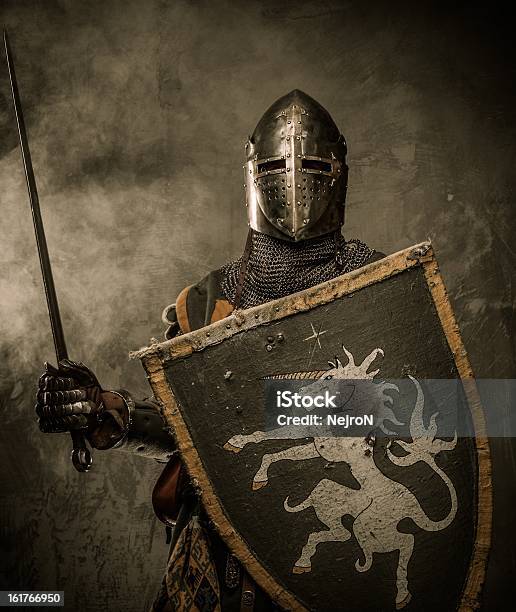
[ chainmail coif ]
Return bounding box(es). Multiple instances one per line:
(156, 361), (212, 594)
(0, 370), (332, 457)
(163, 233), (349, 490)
(221, 230), (376, 309)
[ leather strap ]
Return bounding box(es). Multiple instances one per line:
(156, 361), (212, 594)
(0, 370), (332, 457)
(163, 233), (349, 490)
(240, 572), (255, 611)
(233, 228), (254, 310)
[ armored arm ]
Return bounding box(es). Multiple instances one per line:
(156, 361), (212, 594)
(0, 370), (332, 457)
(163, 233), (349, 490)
(36, 305), (180, 462)
(97, 392), (176, 462)
(36, 365), (176, 462)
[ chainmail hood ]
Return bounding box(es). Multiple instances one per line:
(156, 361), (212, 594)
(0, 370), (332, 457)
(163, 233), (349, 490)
(221, 230), (375, 309)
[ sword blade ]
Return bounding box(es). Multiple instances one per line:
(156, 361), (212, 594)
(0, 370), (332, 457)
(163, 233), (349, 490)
(4, 30), (92, 472)
(4, 30), (68, 362)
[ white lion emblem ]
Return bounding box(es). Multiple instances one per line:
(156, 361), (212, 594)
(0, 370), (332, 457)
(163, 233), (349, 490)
(224, 346), (457, 609)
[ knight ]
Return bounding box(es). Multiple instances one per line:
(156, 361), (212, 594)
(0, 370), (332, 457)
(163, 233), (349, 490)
(36, 90), (383, 611)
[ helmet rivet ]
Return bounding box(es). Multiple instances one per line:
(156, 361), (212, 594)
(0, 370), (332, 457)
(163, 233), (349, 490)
(297, 201), (301, 206)
(296, 136), (301, 140)
(303, 218), (310, 224)
(287, 184), (291, 188)
(287, 120), (291, 124)
(286, 137), (290, 141)
(277, 218), (284, 224)
(297, 184), (301, 188)
(286, 168), (290, 172)
(286, 153), (290, 158)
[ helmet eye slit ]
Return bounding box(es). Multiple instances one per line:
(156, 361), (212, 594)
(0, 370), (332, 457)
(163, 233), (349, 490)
(257, 159), (286, 174)
(302, 159), (332, 173)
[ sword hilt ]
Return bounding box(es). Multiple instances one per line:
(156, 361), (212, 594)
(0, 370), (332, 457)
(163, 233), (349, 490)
(55, 354), (92, 473)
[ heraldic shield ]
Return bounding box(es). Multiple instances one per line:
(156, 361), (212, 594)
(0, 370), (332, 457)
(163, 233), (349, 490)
(136, 242), (491, 612)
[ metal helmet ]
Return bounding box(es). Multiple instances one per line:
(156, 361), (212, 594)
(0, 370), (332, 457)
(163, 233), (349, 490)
(245, 90), (348, 242)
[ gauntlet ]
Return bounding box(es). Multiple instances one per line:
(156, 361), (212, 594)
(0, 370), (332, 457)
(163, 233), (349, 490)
(36, 359), (128, 449)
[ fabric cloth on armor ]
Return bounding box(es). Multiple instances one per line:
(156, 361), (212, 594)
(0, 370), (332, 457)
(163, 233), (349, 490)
(151, 515), (221, 612)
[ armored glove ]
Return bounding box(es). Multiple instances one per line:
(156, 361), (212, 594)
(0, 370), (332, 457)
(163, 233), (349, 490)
(36, 360), (128, 449)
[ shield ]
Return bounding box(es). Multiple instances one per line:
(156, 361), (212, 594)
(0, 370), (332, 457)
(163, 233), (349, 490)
(136, 242), (491, 612)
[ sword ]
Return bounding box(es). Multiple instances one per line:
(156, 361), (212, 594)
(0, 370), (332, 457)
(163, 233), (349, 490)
(4, 30), (92, 472)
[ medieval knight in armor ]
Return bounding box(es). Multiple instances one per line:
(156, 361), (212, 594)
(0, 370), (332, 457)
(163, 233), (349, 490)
(36, 90), (383, 611)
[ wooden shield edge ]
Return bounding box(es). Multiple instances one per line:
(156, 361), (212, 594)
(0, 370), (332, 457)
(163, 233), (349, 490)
(421, 255), (492, 611)
(135, 241), (492, 612)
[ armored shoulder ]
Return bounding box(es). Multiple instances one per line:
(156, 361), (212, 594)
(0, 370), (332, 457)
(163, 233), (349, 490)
(162, 269), (234, 337)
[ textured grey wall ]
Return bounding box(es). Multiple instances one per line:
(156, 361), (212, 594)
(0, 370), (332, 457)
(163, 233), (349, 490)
(0, 1), (515, 610)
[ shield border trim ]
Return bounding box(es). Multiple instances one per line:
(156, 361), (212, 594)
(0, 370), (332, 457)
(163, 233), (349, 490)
(136, 241), (492, 612)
